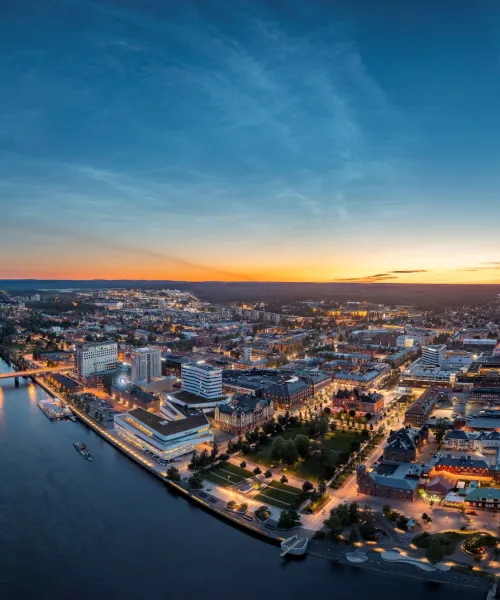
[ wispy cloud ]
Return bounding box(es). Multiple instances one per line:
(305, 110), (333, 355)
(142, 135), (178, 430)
(335, 269), (429, 283)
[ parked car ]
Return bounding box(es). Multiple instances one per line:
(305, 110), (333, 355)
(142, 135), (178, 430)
(466, 510), (477, 516)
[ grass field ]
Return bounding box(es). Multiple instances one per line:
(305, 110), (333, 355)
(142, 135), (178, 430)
(253, 493), (291, 509)
(252, 481), (302, 509)
(269, 480), (301, 494)
(324, 431), (360, 452)
(202, 471), (233, 487)
(222, 463), (253, 479)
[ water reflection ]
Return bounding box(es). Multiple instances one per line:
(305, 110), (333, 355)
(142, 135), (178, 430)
(28, 382), (37, 404)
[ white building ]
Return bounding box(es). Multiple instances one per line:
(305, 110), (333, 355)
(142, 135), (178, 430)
(422, 344), (446, 368)
(181, 362), (222, 400)
(76, 341), (118, 377)
(131, 347), (162, 384)
(114, 402), (213, 459)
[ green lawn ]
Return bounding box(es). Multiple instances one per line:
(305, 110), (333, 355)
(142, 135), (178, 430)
(279, 426), (310, 440)
(324, 431), (360, 452)
(202, 471), (233, 487)
(253, 493), (291, 509)
(269, 480), (302, 494)
(260, 486), (300, 504)
(222, 463), (253, 479)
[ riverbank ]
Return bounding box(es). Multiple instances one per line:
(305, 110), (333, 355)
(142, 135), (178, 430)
(8, 370), (495, 591)
(35, 376), (286, 545)
(308, 540), (492, 591)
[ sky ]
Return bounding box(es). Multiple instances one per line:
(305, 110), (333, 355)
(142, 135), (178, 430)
(1, 0), (500, 283)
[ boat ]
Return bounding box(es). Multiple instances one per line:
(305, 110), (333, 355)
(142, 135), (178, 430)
(73, 442), (93, 461)
(280, 535), (309, 557)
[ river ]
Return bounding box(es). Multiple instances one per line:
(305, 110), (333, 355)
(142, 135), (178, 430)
(0, 359), (484, 599)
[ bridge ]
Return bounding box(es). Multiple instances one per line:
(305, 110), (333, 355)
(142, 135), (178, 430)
(0, 366), (72, 381)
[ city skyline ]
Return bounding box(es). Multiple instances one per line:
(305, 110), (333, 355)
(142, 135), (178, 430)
(2, 0), (500, 283)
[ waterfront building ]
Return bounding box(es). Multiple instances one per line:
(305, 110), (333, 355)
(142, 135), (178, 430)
(111, 383), (161, 412)
(114, 403), (213, 459)
(181, 362), (222, 399)
(209, 394), (274, 435)
(75, 341), (118, 377)
(465, 487), (500, 510)
(131, 347), (161, 384)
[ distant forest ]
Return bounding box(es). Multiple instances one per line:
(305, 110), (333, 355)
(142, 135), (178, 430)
(2, 280), (500, 309)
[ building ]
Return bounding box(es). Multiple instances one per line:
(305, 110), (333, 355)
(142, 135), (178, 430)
(334, 388), (384, 414)
(383, 426), (429, 463)
(356, 463), (422, 502)
(434, 454), (491, 478)
(75, 341), (118, 377)
(465, 487), (500, 510)
(421, 344), (446, 368)
(181, 362), (223, 400)
(210, 394), (274, 435)
(404, 387), (444, 427)
(44, 372), (83, 396)
(114, 403), (213, 459)
(111, 383), (161, 412)
(131, 347), (161, 384)
(162, 353), (191, 376)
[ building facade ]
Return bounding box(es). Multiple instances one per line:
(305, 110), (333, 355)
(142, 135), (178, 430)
(75, 341), (118, 377)
(131, 347), (161, 384)
(210, 394), (274, 434)
(181, 362), (223, 400)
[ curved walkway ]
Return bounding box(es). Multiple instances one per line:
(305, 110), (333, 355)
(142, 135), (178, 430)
(381, 551), (446, 572)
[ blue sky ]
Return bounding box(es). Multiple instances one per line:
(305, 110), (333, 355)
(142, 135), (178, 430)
(1, 0), (500, 281)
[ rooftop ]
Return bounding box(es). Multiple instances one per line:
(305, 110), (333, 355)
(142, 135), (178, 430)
(127, 407), (208, 436)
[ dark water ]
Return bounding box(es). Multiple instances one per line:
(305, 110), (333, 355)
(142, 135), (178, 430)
(0, 360), (483, 600)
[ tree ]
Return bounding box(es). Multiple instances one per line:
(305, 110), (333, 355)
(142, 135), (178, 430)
(325, 515), (343, 541)
(271, 436), (286, 461)
(240, 460), (247, 469)
(210, 440), (219, 462)
(283, 439), (299, 465)
(280, 475), (288, 484)
(434, 417), (448, 448)
(166, 465), (181, 481)
(348, 526), (359, 546)
(240, 502), (248, 513)
(227, 500), (236, 509)
(278, 508), (301, 530)
(349, 409), (356, 419)
(188, 473), (203, 490)
(317, 479), (327, 498)
(253, 466), (262, 475)
(426, 538), (445, 564)
(349, 501), (359, 524)
(365, 413), (372, 421)
(264, 469), (272, 478)
(302, 480), (314, 492)
(294, 434), (310, 459)
(382, 504), (391, 516)
(396, 515), (409, 531)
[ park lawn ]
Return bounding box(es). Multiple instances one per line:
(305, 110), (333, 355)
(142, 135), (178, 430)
(279, 426), (310, 440)
(202, 471), (232, 487)
(253, 493), (291, 509)
(222, 463), (253, 479)
(249, 448), (338, 482)
(269, 480), (302, 494)
(260, 486), (299, 504)
(324, 431), (360, 452)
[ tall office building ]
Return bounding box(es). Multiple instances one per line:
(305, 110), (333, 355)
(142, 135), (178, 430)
(76, 341), (118, 377)
(131, 347), (162, 384)
(421, 344), (446, 368)
(181, 362), (222, 399)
